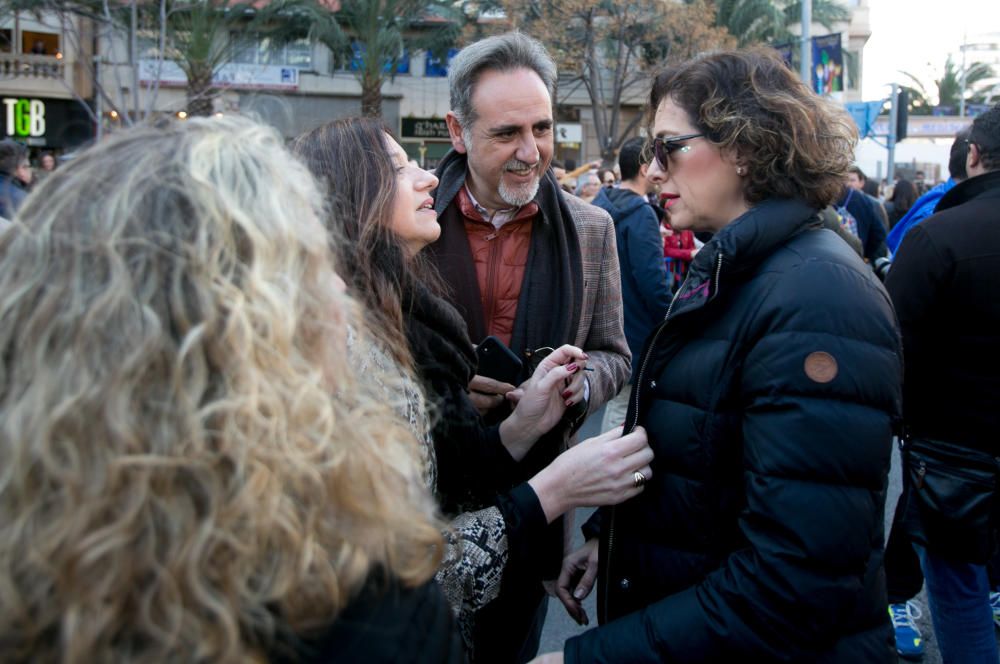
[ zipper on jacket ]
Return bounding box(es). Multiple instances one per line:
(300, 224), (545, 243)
(482, 214), (502, 329)
(712, 252), (723, 299)
(600, 252), (724, 624)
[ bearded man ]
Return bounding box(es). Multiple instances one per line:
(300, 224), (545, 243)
(426, 31), (630, 663)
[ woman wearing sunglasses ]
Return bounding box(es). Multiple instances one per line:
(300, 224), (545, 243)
(541, 48), (902, 663)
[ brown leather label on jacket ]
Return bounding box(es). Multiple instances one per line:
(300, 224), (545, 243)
(804, 351), (838, 383)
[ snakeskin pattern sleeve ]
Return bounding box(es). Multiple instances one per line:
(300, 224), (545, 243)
(347, 329), (509, 653)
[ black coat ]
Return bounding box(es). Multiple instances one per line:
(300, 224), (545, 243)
(274, 575), (466, 663)
(885, 168), (1000, 453)
(402, 283), (550, 575)
(567, 199), (902, 663)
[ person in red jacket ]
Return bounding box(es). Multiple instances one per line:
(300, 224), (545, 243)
(660, 207), (698, 287)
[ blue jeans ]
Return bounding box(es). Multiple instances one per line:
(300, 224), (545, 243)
(916, 544), (1000, 664)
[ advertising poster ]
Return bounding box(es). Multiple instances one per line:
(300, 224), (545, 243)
(811, 33), (844, 96)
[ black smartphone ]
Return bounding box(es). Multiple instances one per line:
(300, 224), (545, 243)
(475, 336), (523, 385)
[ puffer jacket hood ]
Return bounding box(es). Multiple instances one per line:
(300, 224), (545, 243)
(592, 186), (647, 224)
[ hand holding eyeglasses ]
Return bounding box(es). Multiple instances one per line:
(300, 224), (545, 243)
(498, 344), (588, 460)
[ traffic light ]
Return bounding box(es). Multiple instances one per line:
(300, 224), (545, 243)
(896, 88), (909, 142)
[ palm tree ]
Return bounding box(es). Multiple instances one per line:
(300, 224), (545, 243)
(310, 0), (462, 117)
(5, 0), (314, 118)
(899, 56), (995, 115)
(155, 0), (317, 117)
(712, 0), (849, 47)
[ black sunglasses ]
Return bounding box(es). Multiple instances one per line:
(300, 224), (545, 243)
(651, 133), (705, 169)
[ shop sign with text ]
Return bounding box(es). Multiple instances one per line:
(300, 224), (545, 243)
(401, 117), (450, 139)
(3, 98), (46, 138)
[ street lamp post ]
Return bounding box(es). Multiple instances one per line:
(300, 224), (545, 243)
(961, 37), (968, 117)
(800, 0), (812, 87)
(888, 83), (898, 184)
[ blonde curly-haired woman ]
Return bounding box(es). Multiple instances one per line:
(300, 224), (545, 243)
(0, 117), (463, 663)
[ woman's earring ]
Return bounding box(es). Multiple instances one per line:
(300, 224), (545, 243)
(736, 166), (746, 176)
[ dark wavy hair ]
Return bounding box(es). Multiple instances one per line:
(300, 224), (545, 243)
(648, 47), (857, 209)
(292, 118), (442, 369)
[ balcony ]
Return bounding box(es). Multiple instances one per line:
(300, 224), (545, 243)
(0, 53), (65, 79)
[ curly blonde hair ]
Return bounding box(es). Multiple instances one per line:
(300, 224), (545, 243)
(0, 116), (444, 662)
(649, 47), (858, 209)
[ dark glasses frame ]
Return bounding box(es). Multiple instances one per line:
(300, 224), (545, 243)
(651, 133), (705, 169)
(524, 346), (555, 373)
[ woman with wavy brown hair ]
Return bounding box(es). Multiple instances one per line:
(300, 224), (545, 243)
(0, 116), (463, 663)
(292, 117), (653, 658)
(543, 48), (903, 663)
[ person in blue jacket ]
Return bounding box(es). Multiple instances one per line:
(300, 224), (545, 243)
(536, 47), (902, 664)
(0, 139), (29, 220)
(590, 136), (672, 432)
(886, 127), (970, 256)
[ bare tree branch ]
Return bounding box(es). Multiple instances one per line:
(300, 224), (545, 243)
(499, 0), (734, 163)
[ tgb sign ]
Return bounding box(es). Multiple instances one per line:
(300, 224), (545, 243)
(3, 98), (46, 138)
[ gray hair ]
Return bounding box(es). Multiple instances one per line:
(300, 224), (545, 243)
(448, 31), (557, 128)
(0, 139), (27, 176)
(574, 171), (600, 197)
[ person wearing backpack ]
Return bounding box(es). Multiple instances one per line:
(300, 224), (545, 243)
(834, 181), (888, 263)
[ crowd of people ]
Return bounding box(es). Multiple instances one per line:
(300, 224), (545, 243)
(0, 142), (58, 223)
(0, 29), (997, 664)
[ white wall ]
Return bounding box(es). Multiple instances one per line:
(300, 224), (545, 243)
(855, 136), (958, 184)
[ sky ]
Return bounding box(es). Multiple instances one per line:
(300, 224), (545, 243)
(861, 0), (1000, 103)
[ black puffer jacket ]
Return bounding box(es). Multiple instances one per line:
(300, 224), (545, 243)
(567, 199), (902, 663)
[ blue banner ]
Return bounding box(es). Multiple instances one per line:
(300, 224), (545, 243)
(811, 33), (844, 96)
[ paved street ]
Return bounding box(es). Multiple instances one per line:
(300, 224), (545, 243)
(535, 406), (999, 662)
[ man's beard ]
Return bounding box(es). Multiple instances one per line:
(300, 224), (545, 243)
(498, 157), (540, 207)
(464, 128), (541, 208)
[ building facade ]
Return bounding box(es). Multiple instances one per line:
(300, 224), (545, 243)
(0, 11), (96, 159)
(2, 1), (871, 169)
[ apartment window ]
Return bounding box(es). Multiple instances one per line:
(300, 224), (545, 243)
(231, 32), (312, 68)
(0, 29), (12, 53)
(343, 42), (410, 74)
(22, 31), (59, 56)
(425, 48), (458, 77)
(845, 50), (860, 91)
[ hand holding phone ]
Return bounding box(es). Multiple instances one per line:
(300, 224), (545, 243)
(475, 336), (523, 386)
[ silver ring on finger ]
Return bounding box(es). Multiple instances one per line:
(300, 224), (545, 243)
(632, 470), (647, 488)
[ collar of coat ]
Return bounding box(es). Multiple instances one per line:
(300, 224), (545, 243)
(670, 198), (820, 318)
(936, 169), (1000, 213)
(429, 149), (583, 362)
(433, 148), (561, 225)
